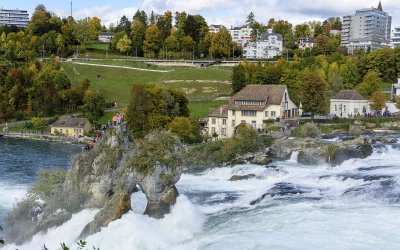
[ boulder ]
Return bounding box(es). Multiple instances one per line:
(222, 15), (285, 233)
(297, 148), (327, 165)
(229, 174), (256, 181)
(332, 144), (373, 165)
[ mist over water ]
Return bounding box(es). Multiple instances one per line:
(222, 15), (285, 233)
(3, 139), (400, 249)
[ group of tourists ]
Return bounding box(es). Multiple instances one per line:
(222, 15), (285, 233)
(109, 112), (125, 126)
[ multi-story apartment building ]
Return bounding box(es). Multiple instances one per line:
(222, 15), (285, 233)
(209, 24), (225, 33)
(391, 26), (400, 47)
(243, 31), (283, 59)
(341, 1), (392, 54)
(228, 25), (252, 47)
(207, 85), (297, 139)
(0, 9), (29, 28)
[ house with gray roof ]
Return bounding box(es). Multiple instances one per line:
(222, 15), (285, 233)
(207, 85), (297, 139)
(51, 116), (92, 137)
(330, 90), (370, 117)
(243, 31), (283, 59)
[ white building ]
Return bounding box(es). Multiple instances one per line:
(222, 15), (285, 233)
(207, 84), (298, 139)
(98, 32), (115, 43)
(341, 1), (392, 54)
(209, 24), (225, 33)
(330, 90), (369, 117)
(299, 36), (315, 50)
(243, 32), (283, 59)
(0, 9), (29, 28)
(391, 78), (400, 100)
(391, 26), (400, 47)
(228, 26), (252, 47)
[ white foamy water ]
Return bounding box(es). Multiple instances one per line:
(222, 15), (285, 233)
(4, 144), (400, 250)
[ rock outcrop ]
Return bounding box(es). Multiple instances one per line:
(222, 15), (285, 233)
(6, 127), (184, 244)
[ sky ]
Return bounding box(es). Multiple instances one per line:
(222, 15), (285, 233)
(2, 0), (400, 29)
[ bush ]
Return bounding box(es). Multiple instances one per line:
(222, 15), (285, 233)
(28, 168), (67, 201)
(291, 122), (320, 138)
(14, 111), (24, 121)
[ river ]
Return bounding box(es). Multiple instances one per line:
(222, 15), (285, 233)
(2, 139), (400, 249)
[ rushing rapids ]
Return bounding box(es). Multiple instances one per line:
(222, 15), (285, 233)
(2, 138), (400, 249)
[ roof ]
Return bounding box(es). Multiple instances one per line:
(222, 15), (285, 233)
(210, 24), (224, 28)
(208, 105), (228, 118)
(229, 85), (286, 105)
(331, 90), (367, 101)
(99, 32), (115, 36)
(259, 31), (283, 42)
(300, 36), (315, 42)
(51, 116), (91, 128)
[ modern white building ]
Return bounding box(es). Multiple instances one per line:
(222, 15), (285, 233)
(391, 26), (400, 47)
(341, 1), (392, 54)
(330, 90), (370, 117)
(209, 24), (225, 33)
(228, 25), (252, 47)
(243, 31), (283, 59)
(98, 32), (114, 43)
(299, 36), (315, 50)
(0, 9), (29, 28)
(207, 84), (298, 139)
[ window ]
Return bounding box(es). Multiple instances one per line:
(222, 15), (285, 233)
(66, 129), (68, 133)
(232, 120), (236, 127)
(265, 111), (269, 117)
(211, 127), (216, 134)
(335, 105), (337, 111)
(271, 111), (276, 117)
(221, 128), (227, 136)
(344, 105), (347, 112)
(60, 129), (63, 133)
(232, 110), (236, 116)
(354, 108), (359, 114)
(211, 118), (216, 124)
(241, 110), (257, 117)
(251, 121), (256, 128)
(241, 120), (246, 124)
(222, 119), (227, 125)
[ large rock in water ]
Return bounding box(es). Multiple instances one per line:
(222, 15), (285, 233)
(5, 127), (184, 244)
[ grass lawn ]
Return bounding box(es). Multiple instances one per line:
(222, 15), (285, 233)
(62, 61), (233, 112)
(189, 101), (228, 118)
(97, 112), (115, 125)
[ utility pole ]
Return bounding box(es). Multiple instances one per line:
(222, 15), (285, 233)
(192, 46), (195, 63)
(70, 1), (72, 18)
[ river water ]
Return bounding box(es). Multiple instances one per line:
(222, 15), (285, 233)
(2, 139), (400, 249)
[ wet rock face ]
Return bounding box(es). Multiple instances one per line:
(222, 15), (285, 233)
(144, 186), (179, 219)
(332, 144), (373, 165)
(229, 174), (256, 181)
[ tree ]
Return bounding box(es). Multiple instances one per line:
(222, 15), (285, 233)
(89, 17), (102, 40)
(116, 15), (131, 34)
(130, 20), (146, 57)
(116, 35), (132, 54)
(82, 89), (106, 123)
(232, 63), (247, 93)
(301, 71), (327, 121)
(164, 35), (179, 52)
(180, 35), (195, 51)
(357, 70), (382, 97)
(127, 84), (154, 138)
(168, 116), (202, 143)
(143, 24), (161, 58)
(73, 18), (92, 46)
(370, 91), (386, 111)
(31, 117), (46, 132)
(209, 28), (233, 58)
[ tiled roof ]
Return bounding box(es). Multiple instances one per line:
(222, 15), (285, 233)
(229, 85), (286, 105)
(51, 116), (90, 128)
(331, 90), (367, 101)
(208, 105), (228, 118)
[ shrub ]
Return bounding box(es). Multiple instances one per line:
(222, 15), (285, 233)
(28, 168), (67, 201)
(291, 122), (320, 138)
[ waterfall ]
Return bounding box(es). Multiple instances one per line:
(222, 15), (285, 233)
(288, 151), (299, 162)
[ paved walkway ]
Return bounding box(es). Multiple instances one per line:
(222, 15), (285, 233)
(72, 62), (175, 73)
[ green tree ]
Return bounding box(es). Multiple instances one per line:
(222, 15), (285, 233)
(82, 89), (106, 123)
(164, 35), (179, 52)
(301, 71), (327, 121)
(31, 117), (46, 132)
(130, 19), (146, 57)
(340, 58), (359, 89)
(357, 70), (382, 97)
(143, 24), (161, 58)
(209, 28), (232, 58)
(116, 15), (131, 34)
(232, 63), (247, 93)
(127, 84), (154, 138)
(116, 34), (132, 54)
(168, 116), (202, 143)
(180, 35), (195, 52)
(369, 91), (386, 111)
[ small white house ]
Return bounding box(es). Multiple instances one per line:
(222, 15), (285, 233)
(299, 36), (315, 50)
(243, 32), (283, 59)
(98, 32), (115, 43)
(330, 90), (369, 117)
(208, 84), (298, 139)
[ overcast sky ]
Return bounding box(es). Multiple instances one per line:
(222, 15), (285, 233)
(3, 0), (400, 28)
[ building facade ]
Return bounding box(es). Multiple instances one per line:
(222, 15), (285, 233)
(51, 116), (92, 137)
(207, 85), (297, 139)
(341, 1), (392, 54)
(243, 32), (283, 59)
(0, 9), (29, 28)
(209, 24), (225, 33)
(98, 32), (115, 43)
(299, 36), (315, 50)
(391, 26), (400, 47)
(228, 26), (252, 47)
(330, 90), (370, 117)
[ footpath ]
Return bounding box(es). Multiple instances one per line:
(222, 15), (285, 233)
(72, 62), (175, 73)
